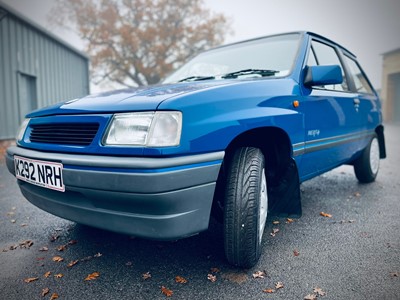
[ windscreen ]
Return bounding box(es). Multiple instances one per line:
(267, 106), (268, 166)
(163, 33), (301, 83)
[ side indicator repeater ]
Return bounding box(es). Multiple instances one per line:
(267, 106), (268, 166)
(293, 100), (300, 108)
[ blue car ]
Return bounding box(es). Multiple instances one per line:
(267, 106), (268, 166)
(6, 32), (386, 267)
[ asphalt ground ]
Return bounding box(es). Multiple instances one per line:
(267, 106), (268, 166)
(0, 124), (399, 300)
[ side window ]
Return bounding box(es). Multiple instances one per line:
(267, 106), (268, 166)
(308, 41), (348, 91)
(343, 56), (374, 94)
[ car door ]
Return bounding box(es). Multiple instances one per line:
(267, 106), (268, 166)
(297, 39), (361, 181)
(341, 54), (380, 151)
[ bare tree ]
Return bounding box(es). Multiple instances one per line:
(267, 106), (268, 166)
(50, 0), (231, 87)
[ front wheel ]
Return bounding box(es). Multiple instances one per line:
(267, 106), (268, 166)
(354, 134), (380, 183)
(223, 147), (268, 268)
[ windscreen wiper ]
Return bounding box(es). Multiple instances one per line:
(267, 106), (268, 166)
(178, 76), (215, 82)
(221, 69), (279, 79)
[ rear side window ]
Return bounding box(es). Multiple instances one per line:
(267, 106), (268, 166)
(343, 56), (374, 94)
(307, 41), (349, 91)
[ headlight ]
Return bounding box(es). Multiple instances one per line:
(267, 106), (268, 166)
(103, 111), (182, 147)
(16, 118), (30, 142)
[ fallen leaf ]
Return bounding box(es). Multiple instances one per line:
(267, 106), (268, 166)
(85, 272), (100, 281)
(94, 252), (102, 258)
(37, 257), (45, 261)
(354, 192), (361, 197)
(275, 282), (284, 289)
(293, 249), (300, 256)
(270, 228), (280, 237)
(175, 276), (187, 284)
(24, 277), (39, 283)
(56, 245), (67, 252)
(54, 274), (63, 279)
(50, 293), (59, 300)
(50, 235), (59, 242)
(39, 246), (48, 252)
(68, 240), (78, 245)
(7, 211), (15, 216)
(210, 267), (220, 273)
(304, 294), (317, 300)
(313, 287), (326, 296)
(142, 272), (151, 280)
(44, 272), (51, 278)
(11, 219), (16, 223)
(41, 287), (50, 297)
(9, 244), (18, 250)
(52, 256), (64, 262)
(263, 288), (275, 293)
(67, 260), (79, 268)
(161, 286), (173, 297)
(20, 223), (28, 227)
(252, 271), (266, 279)
(320, 212), (332, 218)
(19, 240), (33, 248)
(272, 220), (280, 225)
(207, 274), (217, 282)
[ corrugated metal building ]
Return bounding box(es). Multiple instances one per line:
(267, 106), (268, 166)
(0, 1), (89, 140)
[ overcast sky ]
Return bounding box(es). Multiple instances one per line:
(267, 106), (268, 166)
(2, 0), (400, 90)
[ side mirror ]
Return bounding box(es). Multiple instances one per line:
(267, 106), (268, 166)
(304, 65), (343, 87)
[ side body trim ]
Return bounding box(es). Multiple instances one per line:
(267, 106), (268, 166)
(292, 130), (375, 157)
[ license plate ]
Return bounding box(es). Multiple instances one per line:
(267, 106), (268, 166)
(14, 156), (65, 192)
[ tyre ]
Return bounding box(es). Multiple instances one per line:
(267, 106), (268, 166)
(223, 147), (268, 268)
(354, 134), (380, 183)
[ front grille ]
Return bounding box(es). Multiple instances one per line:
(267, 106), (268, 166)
(29, 123), (99, 146)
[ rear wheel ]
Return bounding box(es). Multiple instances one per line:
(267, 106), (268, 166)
(223, 147), (267, 268)
(354, 134), (380, 183)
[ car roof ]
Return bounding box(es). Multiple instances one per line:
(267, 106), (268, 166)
(305, 31), (356, 58)
(207, 31), (356, 59)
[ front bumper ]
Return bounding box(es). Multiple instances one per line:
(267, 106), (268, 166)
(6, 146), (224, 240)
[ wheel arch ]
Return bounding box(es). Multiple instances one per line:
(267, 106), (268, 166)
(212, 126), (302, 220)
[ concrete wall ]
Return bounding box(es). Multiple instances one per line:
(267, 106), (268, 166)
(381, 49), (400, 122)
